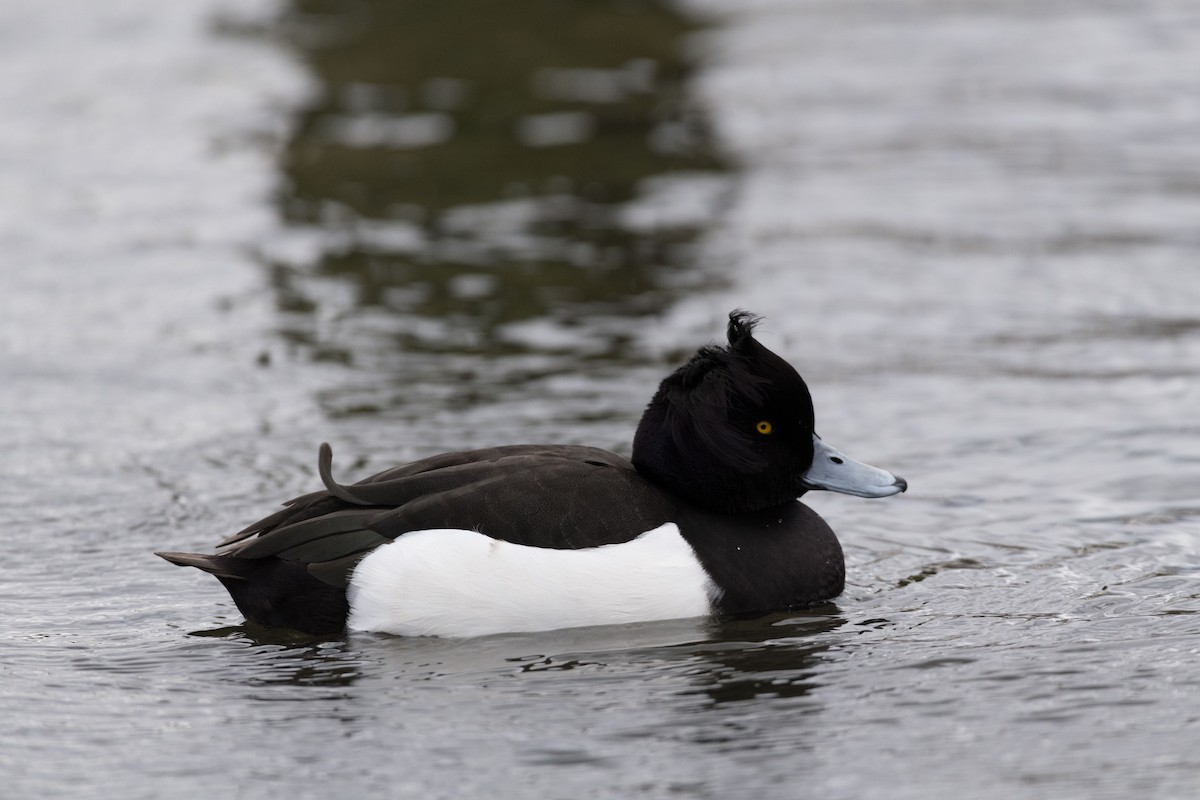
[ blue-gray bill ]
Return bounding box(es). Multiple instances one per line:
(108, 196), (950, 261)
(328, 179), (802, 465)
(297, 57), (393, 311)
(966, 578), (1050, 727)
(801, 435), (907, 498)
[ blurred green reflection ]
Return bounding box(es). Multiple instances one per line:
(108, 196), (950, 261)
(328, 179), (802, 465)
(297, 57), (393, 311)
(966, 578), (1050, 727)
(268, 0), (727, 365)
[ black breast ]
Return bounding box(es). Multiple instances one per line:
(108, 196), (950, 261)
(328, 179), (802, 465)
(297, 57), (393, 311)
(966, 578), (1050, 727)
(676, 501), (845, 613)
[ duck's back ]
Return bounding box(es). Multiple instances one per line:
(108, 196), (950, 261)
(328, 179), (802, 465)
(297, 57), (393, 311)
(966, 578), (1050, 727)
(234, 444), (680, 560)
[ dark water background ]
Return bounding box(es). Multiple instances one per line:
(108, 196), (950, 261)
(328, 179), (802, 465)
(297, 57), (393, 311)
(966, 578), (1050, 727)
(3, 0), (1199, 797)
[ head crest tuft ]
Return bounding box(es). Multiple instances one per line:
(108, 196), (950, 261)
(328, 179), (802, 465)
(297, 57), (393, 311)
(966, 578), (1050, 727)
(727, 310), (764, 350)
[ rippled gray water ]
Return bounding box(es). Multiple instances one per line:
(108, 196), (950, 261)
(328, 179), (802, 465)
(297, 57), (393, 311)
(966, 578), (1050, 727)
(3, 0), (1199, 797)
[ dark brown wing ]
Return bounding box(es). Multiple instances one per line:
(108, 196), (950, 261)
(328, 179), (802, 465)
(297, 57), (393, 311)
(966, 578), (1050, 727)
(206, 444), (678, 588)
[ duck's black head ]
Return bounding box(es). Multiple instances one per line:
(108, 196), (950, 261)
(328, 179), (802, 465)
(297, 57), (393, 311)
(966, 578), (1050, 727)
(632, 310), (906, 513)
(632, 311), (815, 512)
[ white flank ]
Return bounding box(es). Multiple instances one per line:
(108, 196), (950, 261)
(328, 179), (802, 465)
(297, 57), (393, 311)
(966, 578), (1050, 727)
(346, 523), (716, 637)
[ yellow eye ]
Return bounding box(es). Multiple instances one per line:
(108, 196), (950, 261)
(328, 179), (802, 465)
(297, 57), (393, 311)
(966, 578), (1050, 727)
(756, 420), (773, 435)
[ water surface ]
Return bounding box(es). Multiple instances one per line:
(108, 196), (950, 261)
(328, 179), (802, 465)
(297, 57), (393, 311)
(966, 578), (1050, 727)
(2, 1), (1199, 798)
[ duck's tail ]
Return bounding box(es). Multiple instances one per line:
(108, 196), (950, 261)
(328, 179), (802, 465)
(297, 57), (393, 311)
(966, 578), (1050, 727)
(155, 551), (248, 581)
(155, 550), (350, 634)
